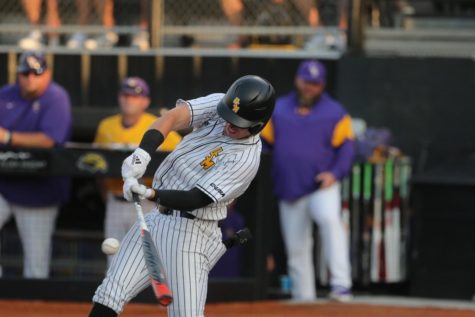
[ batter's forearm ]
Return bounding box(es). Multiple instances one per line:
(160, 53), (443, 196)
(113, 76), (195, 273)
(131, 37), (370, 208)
(10, 131), (55, 148)
(138, 104), (190, 155)
(148, 103), (190, 138)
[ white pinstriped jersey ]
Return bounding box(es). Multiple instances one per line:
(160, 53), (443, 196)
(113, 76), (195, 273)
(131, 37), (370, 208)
(152, 93), (262, 220)
(93, 93), (263, 317)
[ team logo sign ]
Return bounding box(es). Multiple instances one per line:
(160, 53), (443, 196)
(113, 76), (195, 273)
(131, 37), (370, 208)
(77, 152), (108, 173)
(200, 147), (223, 170)
(232, 97), (240, 113)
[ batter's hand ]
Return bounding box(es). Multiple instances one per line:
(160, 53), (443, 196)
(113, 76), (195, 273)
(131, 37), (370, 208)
(122, 148), (151, 179)
(315, 171), (337, 189)
(123, 177), (155, 201)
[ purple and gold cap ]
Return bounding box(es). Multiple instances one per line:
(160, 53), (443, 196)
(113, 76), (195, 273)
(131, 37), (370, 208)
(296, 60), (326, 84)
(17, 51), (48, 75)
(120, 77), (150, 97)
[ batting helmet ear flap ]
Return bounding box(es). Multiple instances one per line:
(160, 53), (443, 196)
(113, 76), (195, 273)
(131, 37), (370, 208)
(248, 122), (264, 135)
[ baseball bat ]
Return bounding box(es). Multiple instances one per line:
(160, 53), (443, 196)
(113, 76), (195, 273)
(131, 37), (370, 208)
(399, 158), (411, 280)
(370, 163), (384, 282)
(350, 164), (361, 281)
(361, 162), (373, 285)
(132, 193), (173, 307)
(387, 159), (401, 282)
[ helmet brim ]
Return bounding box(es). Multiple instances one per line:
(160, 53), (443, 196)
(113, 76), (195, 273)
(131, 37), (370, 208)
(217, 99), (256, 128)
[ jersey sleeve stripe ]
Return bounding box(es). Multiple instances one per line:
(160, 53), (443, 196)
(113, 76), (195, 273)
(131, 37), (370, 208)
(195, 184), (218, 203)
(187, 101), (194, 128)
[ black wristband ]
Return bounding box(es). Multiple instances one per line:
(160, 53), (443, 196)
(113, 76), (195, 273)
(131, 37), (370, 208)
(139, 129), (164, 156)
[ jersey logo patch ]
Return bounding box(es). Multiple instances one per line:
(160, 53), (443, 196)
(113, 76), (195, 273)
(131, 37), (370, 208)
(200, 147), (223, 170)
(232, 97), (240, 113)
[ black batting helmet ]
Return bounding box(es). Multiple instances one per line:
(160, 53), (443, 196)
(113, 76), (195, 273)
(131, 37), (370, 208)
(217, 75), (275, 135)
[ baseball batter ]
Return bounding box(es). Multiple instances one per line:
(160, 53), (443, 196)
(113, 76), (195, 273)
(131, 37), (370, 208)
(89, 75), (275, 317)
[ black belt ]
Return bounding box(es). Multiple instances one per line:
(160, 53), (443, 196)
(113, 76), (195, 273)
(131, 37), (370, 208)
(159, 208), (196, 220)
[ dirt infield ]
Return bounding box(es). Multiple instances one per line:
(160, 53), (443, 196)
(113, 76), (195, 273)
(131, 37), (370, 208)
(0, 299), (475, 317)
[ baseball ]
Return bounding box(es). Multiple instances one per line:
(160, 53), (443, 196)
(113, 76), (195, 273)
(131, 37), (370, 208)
(101, 238), (120, 255)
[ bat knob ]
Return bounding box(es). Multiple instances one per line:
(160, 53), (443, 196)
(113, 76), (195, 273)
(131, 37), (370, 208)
(224, 228), (252, 249)
(235, 228), (252, 245)
(158, 295), (173, 307)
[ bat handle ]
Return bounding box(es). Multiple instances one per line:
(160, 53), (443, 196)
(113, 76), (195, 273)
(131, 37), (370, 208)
(132, 192), (140, 204)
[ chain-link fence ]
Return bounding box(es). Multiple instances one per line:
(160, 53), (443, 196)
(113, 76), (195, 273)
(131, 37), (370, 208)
(0, 0), (348, 51)
(0, 0), (145, 27)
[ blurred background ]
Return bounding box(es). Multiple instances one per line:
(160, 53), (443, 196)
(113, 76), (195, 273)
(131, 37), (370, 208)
(0, 0), (475, 305)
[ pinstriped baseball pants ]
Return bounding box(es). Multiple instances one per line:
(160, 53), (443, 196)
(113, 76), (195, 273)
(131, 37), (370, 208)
(93, 209), (227, 316)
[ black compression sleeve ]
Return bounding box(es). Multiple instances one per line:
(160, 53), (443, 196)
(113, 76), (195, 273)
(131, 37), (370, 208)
(154, 187), (213, 211)
(139, 129), (165, 156)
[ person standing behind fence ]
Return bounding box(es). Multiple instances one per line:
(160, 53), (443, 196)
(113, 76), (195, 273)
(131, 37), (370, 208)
(261, 60), (354, 301)
(93, 77), (181, 265)
(18, 0), (62, 49)
(220, 0), (319, 48)
(67, 0), (118, 50)
(0, 51), (72, 278)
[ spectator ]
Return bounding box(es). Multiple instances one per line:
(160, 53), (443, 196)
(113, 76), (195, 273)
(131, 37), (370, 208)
(18, 0), (62, 49)
(130, 0), (151, 50)
(221, 0), (319, 28)
(220, 0), (320, 48)
(93, 77), (181, 265)
(67, 0), (118, 49)
(304, 0), (349, 51)
(261, 60), (354, 301)
(0, 51), (72, 278)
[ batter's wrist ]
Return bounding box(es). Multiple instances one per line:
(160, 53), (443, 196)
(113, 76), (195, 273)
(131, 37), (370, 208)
(150, 188), (160, 203)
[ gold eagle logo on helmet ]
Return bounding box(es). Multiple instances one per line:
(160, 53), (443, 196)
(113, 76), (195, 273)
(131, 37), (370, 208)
(232, 97), (240, 113)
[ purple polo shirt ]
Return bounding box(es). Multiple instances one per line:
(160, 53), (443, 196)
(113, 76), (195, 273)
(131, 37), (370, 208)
(0, 82), (72, 207)
(267, 91), (354, 201)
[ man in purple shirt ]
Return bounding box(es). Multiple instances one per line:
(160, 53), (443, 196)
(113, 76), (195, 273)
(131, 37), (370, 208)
(0, 51), (72, 278)
(261, 60), (354, 301)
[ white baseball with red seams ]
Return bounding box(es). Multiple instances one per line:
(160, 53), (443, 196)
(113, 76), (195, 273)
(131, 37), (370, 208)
(101, 238), (120, 255)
